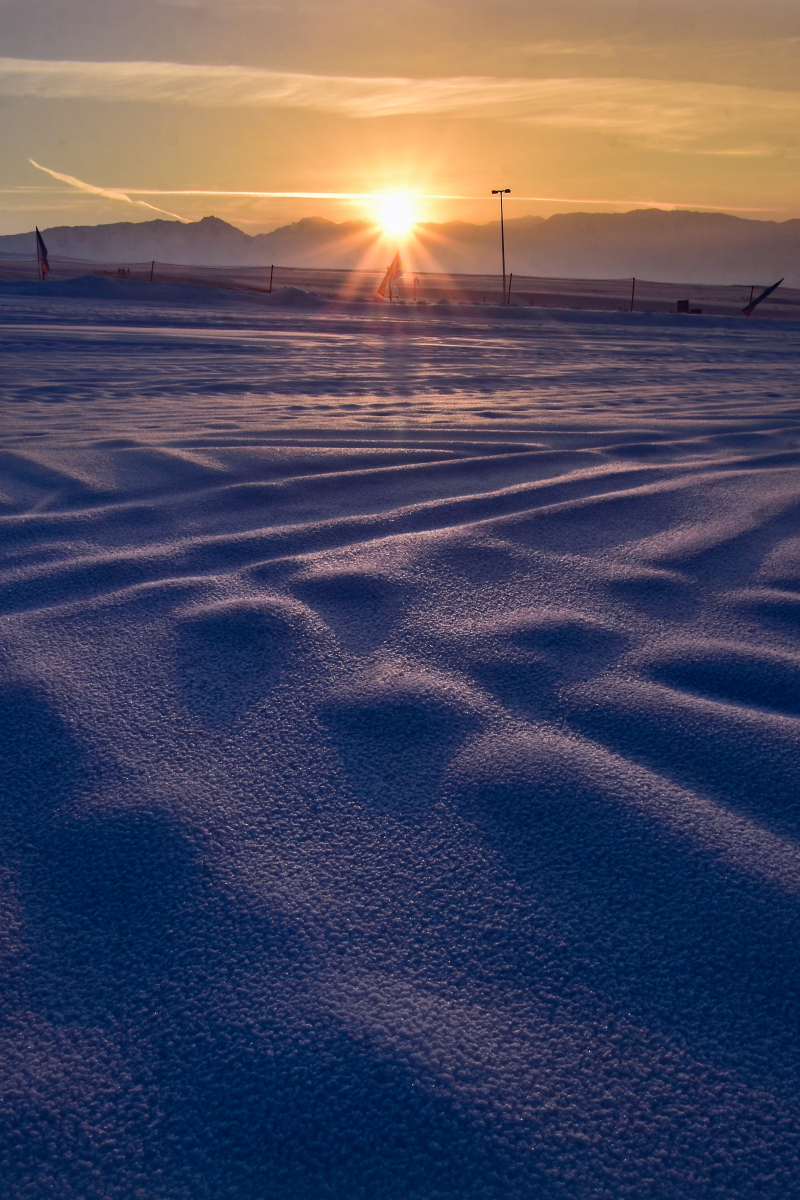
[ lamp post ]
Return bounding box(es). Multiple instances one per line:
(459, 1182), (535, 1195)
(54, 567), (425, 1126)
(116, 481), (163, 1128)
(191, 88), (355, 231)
(492, 188), (510, 304)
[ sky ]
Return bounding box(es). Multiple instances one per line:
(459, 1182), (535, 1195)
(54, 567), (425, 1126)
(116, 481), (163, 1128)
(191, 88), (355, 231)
(0, 0), (799, 235)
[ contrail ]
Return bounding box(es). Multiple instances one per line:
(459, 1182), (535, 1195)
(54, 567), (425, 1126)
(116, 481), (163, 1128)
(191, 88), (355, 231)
(25, 164), (770, 217)
(118, 188), (769, 212)
(29, 159), (191, 221)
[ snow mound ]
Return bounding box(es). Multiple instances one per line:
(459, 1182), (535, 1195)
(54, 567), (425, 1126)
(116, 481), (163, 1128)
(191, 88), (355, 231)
(641, 639), (800, 716)
(262, 285), (325, 308)
(0, 275), (254, 306)
(319, 670), (483, 816)
(174, 596), (319, 726)
(290, 569), (415, 651)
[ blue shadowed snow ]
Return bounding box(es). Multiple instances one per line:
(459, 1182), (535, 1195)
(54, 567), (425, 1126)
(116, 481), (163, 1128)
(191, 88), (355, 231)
(1, 296), (800, 1198)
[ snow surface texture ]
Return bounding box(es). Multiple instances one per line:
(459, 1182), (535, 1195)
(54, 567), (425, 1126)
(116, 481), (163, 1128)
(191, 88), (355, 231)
(1, 289), (800, 1199)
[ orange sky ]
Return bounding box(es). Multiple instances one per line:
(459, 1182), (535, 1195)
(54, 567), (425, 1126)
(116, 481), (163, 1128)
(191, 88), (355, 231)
(0, 0), (799, 234)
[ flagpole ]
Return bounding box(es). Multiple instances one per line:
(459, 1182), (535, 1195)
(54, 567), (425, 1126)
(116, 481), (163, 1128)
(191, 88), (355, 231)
(35, 227), (50, 282)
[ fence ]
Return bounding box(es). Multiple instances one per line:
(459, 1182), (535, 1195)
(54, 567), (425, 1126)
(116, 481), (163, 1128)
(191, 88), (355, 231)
(0, 254), (797, 318)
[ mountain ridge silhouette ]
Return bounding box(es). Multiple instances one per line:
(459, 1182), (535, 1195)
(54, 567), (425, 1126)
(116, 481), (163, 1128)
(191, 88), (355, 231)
(2, 209), (797, 285)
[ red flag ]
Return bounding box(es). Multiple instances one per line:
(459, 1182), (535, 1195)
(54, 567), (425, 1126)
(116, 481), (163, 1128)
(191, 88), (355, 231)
(374, 251), (403, 300)
(35, 227), (50, 279)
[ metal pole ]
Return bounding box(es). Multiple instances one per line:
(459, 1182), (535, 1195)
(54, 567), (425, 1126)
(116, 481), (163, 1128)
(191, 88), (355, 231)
(150, 260), (154, 283)
(269, 264), (274, 293)
(507, 272), (513, 306)
(500, 192), (506, 303)
(630, 277), (636, 312)
(492, 189), (510, 304)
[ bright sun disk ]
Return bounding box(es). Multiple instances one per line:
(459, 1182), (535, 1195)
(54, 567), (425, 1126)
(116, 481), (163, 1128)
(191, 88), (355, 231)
(375, 193), (417, 238)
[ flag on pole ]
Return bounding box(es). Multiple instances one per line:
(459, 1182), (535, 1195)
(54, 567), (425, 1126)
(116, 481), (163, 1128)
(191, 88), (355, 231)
(35, 227), (50, 280)
(742, 278), (783, 317)
(374, 252), (403, 300)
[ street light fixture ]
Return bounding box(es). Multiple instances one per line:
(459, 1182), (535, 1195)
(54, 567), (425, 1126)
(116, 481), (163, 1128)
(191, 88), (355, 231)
(492, 188), (511, 304)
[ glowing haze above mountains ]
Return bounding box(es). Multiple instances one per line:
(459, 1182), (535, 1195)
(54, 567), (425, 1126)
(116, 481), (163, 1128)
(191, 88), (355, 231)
(1, 0), (799, 237)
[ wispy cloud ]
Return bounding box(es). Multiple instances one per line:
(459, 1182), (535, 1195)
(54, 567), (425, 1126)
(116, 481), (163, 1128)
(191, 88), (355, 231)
(519, 40), (625, 57)
(29, 159), (190, 220)
(519, 35), (800, 57)
(3, 57), (800, 149)
(25, 162), (774, 216)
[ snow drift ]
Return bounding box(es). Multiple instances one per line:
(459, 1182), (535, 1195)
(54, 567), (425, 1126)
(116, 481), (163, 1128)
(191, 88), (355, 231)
(0, 290), (799, 1198)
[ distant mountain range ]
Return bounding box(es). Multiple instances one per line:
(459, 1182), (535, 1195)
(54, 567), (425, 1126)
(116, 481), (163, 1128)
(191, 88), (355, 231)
(1, 209), (798, 286)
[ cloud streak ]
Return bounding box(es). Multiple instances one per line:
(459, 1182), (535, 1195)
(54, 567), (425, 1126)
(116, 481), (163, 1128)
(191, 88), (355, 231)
(24, 163), (774, 217)
(29, 159), (190, 220)
(3, 57), (800, 149)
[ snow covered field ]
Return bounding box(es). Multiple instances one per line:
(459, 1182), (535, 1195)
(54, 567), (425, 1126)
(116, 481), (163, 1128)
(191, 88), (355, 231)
(2, 283), (800, 1198)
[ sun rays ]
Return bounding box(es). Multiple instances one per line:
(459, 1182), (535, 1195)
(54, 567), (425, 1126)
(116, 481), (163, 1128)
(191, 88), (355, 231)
(373, 192), (418, 239)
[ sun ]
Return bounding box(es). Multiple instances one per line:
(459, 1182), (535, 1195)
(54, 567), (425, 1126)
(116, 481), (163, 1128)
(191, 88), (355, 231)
(375, 192), (418, 238)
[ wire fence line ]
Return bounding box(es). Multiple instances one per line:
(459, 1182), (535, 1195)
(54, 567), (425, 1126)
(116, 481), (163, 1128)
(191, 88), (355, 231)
(0, 254), (797, 317)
